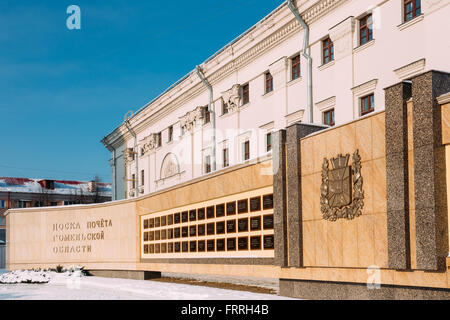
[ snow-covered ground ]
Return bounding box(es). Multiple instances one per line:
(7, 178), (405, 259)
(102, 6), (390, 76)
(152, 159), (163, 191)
(0, 270), (294, 300)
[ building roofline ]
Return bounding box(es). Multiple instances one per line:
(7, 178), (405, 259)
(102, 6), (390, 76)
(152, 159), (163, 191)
(101, 1), (290, 144)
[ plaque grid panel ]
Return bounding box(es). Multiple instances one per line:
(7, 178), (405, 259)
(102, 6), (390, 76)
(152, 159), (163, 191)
(140, 187), (274, 258)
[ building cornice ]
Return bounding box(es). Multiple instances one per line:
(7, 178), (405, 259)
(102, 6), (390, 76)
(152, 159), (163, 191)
(102, 0), (350, 147)
(394, 58), (426, 81)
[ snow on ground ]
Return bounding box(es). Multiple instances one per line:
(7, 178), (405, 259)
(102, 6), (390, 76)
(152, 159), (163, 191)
(0, 271), (294, 300)
(0, 266), (84, 284)
(0, 270), (50, 284)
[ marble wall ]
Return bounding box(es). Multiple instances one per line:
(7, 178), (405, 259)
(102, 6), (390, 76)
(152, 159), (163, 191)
(299, 112), (388, 268)
(5, 159), (273, 270)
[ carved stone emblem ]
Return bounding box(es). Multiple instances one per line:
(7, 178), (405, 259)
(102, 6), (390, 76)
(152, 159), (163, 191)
(140, 134), (157, 156)
(163, 159), (177, 178)
(320, 150), (364, 221)
(179, 106), (204, 133)
(160, 153), (180, 179)
(221, 84), (241, 113)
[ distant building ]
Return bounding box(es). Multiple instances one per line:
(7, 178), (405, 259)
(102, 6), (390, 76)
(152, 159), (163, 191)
(0, 177), (112, 242)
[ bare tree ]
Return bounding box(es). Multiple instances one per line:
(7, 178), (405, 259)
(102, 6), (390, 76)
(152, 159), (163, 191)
(38, 185), (51, 207)
(91, 175), (102, 203)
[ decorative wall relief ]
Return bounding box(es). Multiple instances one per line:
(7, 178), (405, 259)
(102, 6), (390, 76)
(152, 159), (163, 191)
(320, 150), (364, 221)
(179, 106), (204, 133)
(160, 153), (180, 180)
(140, 134), (157, 156)
(221, 84), (241, 113)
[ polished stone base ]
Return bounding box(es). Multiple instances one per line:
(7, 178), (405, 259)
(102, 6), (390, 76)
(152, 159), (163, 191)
(86, 269), (161, 280)
(280, 278), (450, 300)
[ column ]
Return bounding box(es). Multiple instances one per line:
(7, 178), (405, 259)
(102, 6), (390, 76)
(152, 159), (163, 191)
(384, 81), (412, 270)
(273, 129), (287, 267)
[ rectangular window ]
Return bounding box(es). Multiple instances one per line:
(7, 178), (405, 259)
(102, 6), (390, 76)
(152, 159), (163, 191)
(291, 55), (301, 80)
(205, 155), (211, 174)
(323, 108), (335, 126)
(0, 200), (4, 208)
(222, 99), (228, 115)
(404, 0), (421, 22)
(322, 37), (334, 64)
(141, 170), (144, 186)
(131, 173), (136, 189)
(242, 83), (249, 105)
(265, 72), (273, 94)
(266, 132), (272, 152)
(17, 200), (28, 208)
(359, 14), (373, 45)
(157, 132), (162, 147)
(243, 141), (250, 161)
(223, 148), (229, 168)
(360, 94), (375, 116)
(168, 126), (173, 142)
(204, 108), (210, 124)
(50, 202), (58, 206)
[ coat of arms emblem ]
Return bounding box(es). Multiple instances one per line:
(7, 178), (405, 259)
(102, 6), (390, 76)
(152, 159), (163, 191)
(320, 149), (364, 221)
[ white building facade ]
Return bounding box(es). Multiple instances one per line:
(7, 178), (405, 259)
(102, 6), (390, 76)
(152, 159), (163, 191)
(102, 0), (450, 200)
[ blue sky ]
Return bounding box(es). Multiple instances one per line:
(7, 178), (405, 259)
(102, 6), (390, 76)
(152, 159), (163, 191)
(0, 0), (284, 182)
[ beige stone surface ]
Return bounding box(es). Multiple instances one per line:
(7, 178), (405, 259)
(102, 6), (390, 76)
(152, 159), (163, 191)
(137, 262), (281, 279)
(407, 101), (418, 270)
(342, 219), (358, 267)
(6, 200), (139, 270)
(6, 160), (274, 270)
(5, 115), (449, 290)
(136, 160), (273, 216)
(300, 112), (389, 269)
(372, 157), (387, 213)
(302, 221), (315, 266)
(442, 103), (450, 145)
(301, 138), (314, 176)
(278, 266), (448, 289)
(446, 145), (450, 262)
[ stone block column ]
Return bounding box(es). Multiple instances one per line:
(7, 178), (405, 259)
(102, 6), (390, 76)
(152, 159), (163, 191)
(411, 71), (450, 271)
(273, 129), (287, 267)
(384, 81), (412, 270)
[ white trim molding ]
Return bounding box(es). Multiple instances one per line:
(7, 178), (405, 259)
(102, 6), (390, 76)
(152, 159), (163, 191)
(318, 60), (335, 71)
(285, 109), (305, 127)
(394, 58), (426, 80)
(316, 96), (336, 112)
(397, 14), (424, 31)
(353, 39), (375, 54)
(259, 121), (275, 131)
